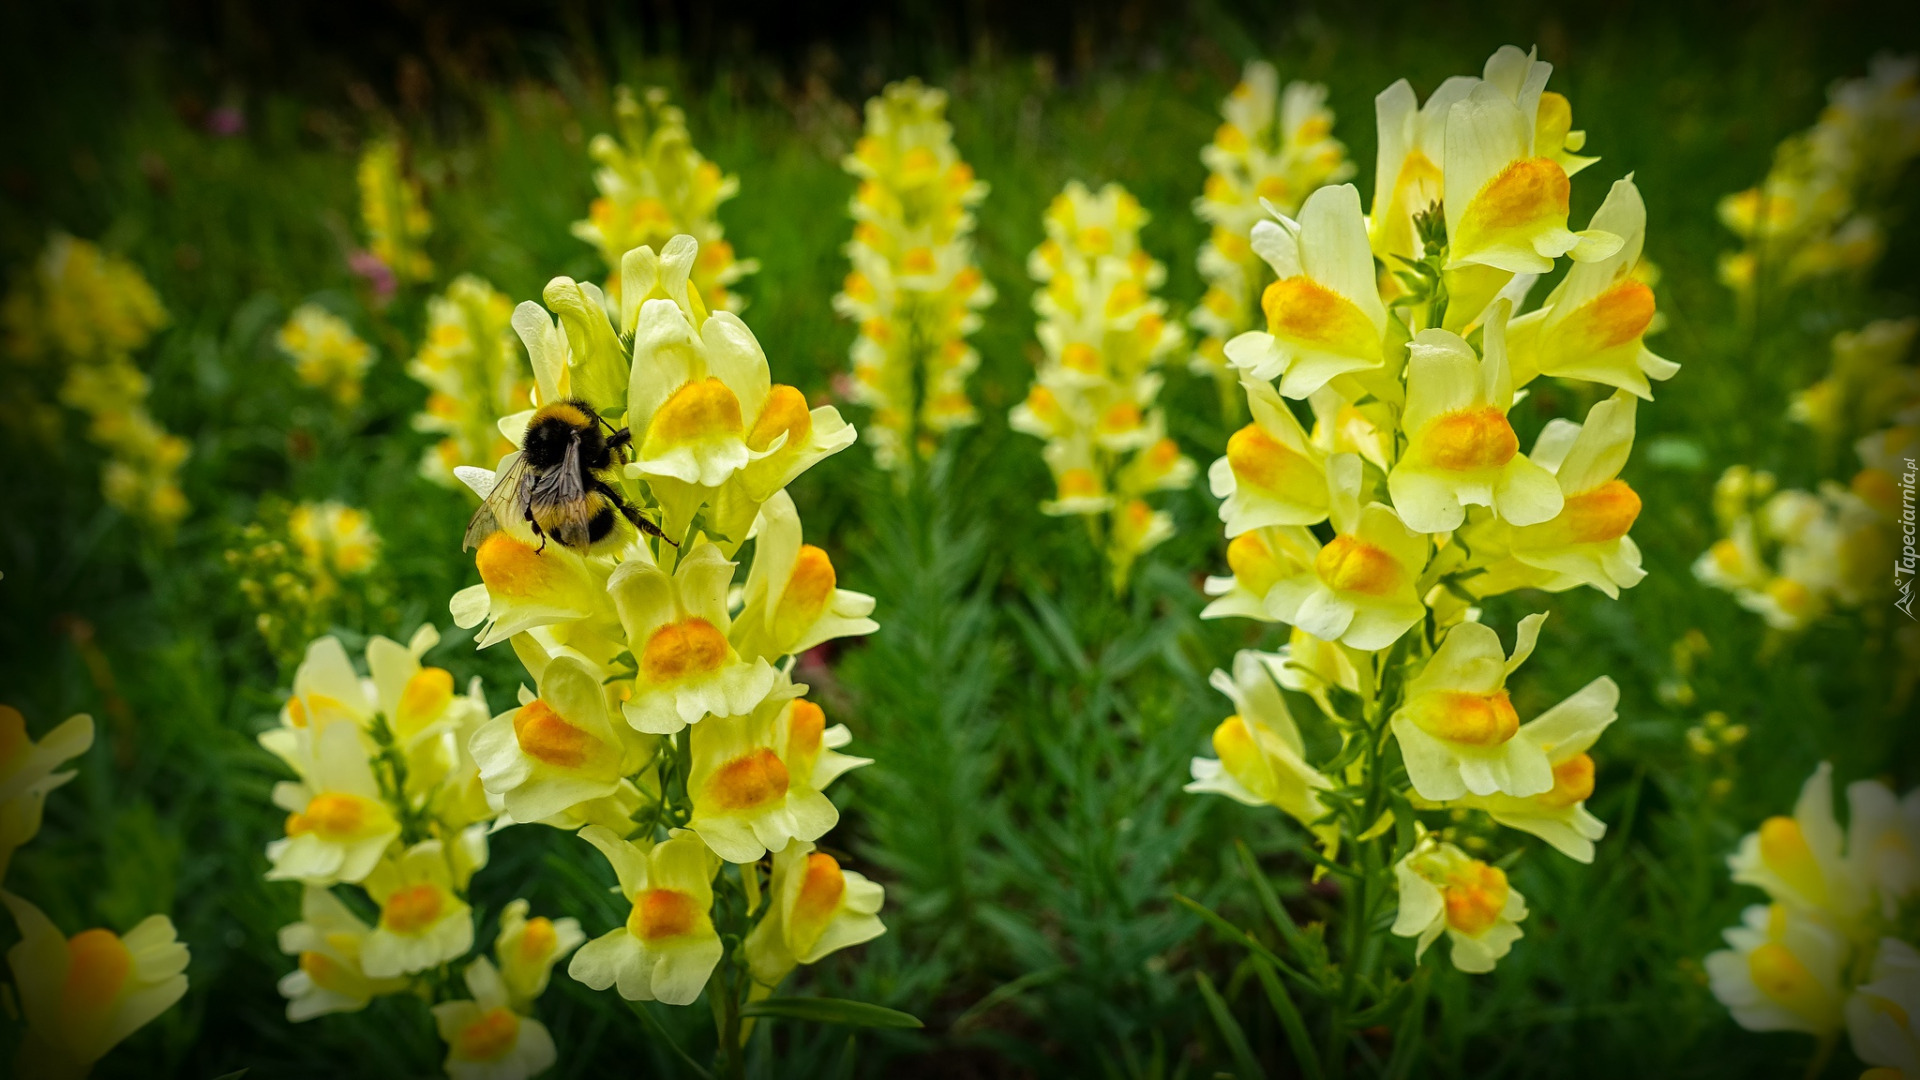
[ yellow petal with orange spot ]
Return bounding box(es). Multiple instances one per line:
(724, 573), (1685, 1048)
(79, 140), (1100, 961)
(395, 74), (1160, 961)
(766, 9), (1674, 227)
(1263, 277), (1382, 361)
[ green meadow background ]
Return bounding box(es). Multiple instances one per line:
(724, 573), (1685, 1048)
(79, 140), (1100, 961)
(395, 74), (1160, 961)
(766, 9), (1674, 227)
(1, 1), (1915, 1076)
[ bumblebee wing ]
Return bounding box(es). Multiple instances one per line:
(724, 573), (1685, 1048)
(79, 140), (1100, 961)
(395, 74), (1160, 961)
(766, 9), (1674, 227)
(526, 438), (594, 547)
(463, 455), (530, 551)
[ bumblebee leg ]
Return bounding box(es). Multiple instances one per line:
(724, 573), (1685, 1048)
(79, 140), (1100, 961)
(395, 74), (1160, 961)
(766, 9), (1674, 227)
(525, 506), (549, 553)
(596, 479), (677, 547)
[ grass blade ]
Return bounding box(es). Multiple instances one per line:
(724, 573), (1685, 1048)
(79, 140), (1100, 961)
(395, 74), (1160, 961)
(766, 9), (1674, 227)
(1195, 970), (1268, 1080)
(1251, 953), (1324, 1080)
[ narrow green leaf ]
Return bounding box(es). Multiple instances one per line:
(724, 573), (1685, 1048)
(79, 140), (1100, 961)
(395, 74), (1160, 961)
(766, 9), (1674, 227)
(1385, 968), (1432, 1080)
(1174, 894), (1314, 990)
(1250, 954), (1324, 1080)
(1195, 971), (1268, 1080)
(741, 997), (924, 1029)
(626, 1000), (715, 1080)
(951, 964), (1070, 1032)
(1235, 840), (1315, 964)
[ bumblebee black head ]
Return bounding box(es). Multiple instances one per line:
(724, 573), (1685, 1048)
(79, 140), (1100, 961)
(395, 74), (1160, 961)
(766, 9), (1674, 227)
(523, 400), (607, 470)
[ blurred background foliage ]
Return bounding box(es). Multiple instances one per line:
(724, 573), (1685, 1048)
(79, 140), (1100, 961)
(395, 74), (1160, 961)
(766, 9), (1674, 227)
(0, 0), (1915, 1076)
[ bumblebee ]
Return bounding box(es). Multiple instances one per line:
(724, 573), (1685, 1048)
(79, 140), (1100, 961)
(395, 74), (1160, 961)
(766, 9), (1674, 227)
(463, 400), (673, 553)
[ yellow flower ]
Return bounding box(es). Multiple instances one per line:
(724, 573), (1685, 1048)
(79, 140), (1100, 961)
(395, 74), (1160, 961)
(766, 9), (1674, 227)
(1507, 177), (1679, 398)
(493, 898), (585, 1011)
(1226, 184), (1388, 398)
(1848, 938), (1920, 1078)
(0, 707), (93, 880)
(278, 303), (375, 406)
(1446, 676), (1619, 862)
(1391, 834), (1528, 973)
(265, 720), (400, 886)
(1706, 902), (1848, 1035)
(610, 541), (777, 735)
(730, 491), (879, 662)
(409, 275), (529, 484)
(686, 676), (843, 863)
(1387, 305), (1564, 533)
(568, 829), (722, 1005)
(276, 886), (407, 1021)
(1211, 375), (1331, 534)
(1846, 779), (1920, 917)
(1728, 763), (1870, 928)
(358, 136), (433, 285)
(432, 957), (558, 1080)
(1184, 650), (1333, 844)
(1369, 73), (1476, 266)
(360, 839), (480, 978)
(1390, 614), (1553, 801)
(450, 512), (619, 650)
(2, 889), (189, 1074)
(743, 841), (886, 988)
(471, 652), (649, 823)
(1259, 454), (1430, 650)
(289, 501), (381, 579)
(1506, 391), (1648, 597)
(1442, 79), (1620, 276)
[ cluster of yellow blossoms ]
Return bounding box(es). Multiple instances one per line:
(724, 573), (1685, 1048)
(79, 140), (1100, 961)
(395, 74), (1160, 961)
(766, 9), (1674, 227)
(1012, 181), (1196, 590)
(835, 80), (993, 472)
(357, 136), (434, 290)
(2, 234), (189, 529)
(228, 499), (386, 671)
(278, 303), (376, 408)
(1718, 55), (1920, 297)
(573, 87), (756, 311)
(259, 628), (575, 1080)
(3, 704), (189, 1077)
(1184, 45), (1665, 976)
(1190, 62), (1353, 409)
(1696, 319), (1918, 635)
(408, 275), (531, 485)
(1707, 764), (1920, 1077)
(446, 235), (883, 1057)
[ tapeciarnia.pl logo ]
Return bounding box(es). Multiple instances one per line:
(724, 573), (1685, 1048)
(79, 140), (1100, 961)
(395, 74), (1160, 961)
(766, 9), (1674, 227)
(1898, 456), (1917, 620)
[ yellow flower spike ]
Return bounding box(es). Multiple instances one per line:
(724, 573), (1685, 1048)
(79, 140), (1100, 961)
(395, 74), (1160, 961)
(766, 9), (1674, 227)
(432, 957), (558, 1080)
(836, 78), (992, 472)
(743, 840), (886, 989)
(278, 304), (375, 407)
(408, 276), (532, 485)
(2, 890), (189, 1073)
(573, 86), (753, 310)
(357, 136), (433, 285)
(569, 829), (723, 1005)
(360, 840), (476, 978)
(277, 886), (407, 1021)
(1391, 834), (1528, 973)
(1706, 902), (1847, 1034)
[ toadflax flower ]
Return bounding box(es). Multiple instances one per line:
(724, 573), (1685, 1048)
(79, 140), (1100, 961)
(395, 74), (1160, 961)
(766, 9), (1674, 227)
(1262, 454), (1430, 650)
(569, 829), (722, 1005)
(611, 541), (778, 734)
(1211, 375), (1331, 535)
(432, 956), (558, 1080)
(1225, 183), (1388, 399)
(1391, 833), (1528, 973)
(3, 889), (190, 1075)
(1445, 675), (1619, 862)
(0, 707), (93, 881)
(1505, 391), (1647, 598)
(1185, 649), (1335, 849)
(686, 675), (842, 863)
(276, 885), (407, 1021)
(278, 303), (376, 407)
(1391, 614), (1555, 801)
(1727, 762), (1870, 930)
(266, 720), (400, 886)
(1706, 902), (1849, 1035)
(1849, 938), (1920, 1080)
(493, 898), (585, 1012)
(471, 651), (649, 824)
(359, 839), (481, 978)
(1386, 304), (1563, 534)
(743, 840), (886, 988)
(730, 491), (879, 662)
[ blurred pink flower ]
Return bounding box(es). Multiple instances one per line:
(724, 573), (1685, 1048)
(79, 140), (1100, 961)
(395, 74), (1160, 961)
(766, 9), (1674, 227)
(348, 250), (396, 302)
(205, 105), (245, 137)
